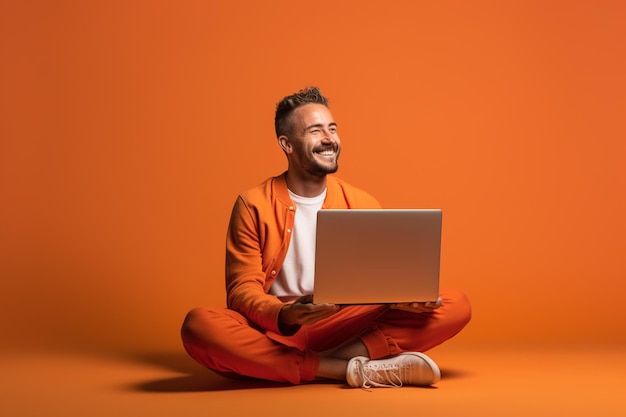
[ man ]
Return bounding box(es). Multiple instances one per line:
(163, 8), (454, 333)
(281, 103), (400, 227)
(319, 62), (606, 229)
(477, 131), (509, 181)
(181, 87), (471, 388)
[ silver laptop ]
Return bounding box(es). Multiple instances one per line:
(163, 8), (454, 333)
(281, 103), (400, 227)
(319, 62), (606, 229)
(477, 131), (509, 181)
(313, 209), (442, 305)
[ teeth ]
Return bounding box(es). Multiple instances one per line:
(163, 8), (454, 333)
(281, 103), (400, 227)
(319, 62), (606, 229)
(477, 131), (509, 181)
(318, 150), (334, 156)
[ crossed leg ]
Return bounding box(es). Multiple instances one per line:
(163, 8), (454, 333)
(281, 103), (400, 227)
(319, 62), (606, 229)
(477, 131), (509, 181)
(181, 289), (471, 384)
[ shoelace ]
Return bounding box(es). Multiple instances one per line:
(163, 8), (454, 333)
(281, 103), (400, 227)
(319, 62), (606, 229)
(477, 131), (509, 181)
(356, 360), (404, 389)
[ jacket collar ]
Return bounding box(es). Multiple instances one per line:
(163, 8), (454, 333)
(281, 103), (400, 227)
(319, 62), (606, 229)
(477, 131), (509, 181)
(273, 171), (338, 208)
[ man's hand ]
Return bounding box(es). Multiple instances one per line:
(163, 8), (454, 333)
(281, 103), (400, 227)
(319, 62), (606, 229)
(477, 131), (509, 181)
(279, 295), (340, 327)
(389, 297), (442, 314)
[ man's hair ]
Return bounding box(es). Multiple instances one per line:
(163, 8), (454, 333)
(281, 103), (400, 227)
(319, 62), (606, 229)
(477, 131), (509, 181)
(274, 86), (329, 138)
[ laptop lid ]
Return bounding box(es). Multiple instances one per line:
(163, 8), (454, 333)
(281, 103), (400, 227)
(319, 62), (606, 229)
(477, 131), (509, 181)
(313, 209), (442, 304)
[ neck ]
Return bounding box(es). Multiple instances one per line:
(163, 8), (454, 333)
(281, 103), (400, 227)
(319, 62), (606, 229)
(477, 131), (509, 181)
(285, 170), (327, 197)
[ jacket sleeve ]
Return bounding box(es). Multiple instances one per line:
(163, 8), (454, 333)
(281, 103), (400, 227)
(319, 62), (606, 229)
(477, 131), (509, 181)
(224, 196), (284, 333)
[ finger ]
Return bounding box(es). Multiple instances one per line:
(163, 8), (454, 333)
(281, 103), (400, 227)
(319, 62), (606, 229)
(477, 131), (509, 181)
(390, 302), (436, 314)
(425, 298), (443, 309)
(309, 304), (340, 317)
(390, 302), (417, 309)
(293, 303), (337, 316)
(391, 305), (423, 313)
(295, 294), (314, 304)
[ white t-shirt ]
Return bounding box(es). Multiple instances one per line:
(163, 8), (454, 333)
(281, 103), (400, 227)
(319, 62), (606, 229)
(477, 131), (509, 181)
(269, 189), (326, 301)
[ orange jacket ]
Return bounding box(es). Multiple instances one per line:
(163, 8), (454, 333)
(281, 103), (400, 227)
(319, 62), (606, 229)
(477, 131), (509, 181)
(225, 172), (381, 334)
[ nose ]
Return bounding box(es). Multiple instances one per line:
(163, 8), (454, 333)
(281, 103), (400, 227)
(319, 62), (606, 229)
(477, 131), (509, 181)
(321, 128), (336, 143)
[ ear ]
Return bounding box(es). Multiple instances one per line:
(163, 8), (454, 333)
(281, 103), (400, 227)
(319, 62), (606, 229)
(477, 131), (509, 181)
(278, 135), (292, 154)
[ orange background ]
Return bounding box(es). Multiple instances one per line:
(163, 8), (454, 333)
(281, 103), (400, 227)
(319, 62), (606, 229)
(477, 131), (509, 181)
(1, 0), (625, 357)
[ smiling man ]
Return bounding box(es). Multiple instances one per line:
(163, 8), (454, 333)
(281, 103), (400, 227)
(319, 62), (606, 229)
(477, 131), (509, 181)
(181, 87), (471, 388)
(277, 98), (340, 194)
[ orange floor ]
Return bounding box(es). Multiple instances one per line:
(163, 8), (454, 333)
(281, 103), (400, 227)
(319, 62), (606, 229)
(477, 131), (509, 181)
(2, 343), (624, 417)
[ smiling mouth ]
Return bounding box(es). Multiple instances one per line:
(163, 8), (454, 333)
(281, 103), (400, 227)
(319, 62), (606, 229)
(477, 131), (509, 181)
(314, 146), (337, 157)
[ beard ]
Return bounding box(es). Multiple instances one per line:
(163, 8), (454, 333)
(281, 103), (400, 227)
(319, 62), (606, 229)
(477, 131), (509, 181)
(306, 148), (340, 177)
(308, 161), (339, 176)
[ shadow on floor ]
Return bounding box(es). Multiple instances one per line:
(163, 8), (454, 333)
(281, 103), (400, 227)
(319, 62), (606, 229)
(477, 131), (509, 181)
(120, 351), (472, 393)
(134, 373), (289, 392)
(440, 367), (474, 380)
(121, 351), (293, 392)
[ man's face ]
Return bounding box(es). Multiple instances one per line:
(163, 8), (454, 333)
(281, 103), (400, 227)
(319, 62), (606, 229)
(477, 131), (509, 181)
(281, 103), (341, 177)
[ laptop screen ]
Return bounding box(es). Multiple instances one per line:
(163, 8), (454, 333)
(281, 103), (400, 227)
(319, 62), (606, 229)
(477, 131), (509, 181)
(313, 209), (442, 304)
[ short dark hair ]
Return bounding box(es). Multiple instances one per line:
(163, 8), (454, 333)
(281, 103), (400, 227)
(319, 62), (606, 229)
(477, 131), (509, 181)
(274, 86), (329, 138)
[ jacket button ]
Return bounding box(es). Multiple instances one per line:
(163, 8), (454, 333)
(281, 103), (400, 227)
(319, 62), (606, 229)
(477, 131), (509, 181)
(289, 206), (295, 211)
(287, 229), (291, 233)
(271, 270), (277, 275)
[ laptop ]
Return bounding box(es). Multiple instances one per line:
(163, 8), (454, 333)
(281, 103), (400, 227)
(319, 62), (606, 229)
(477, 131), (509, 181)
(313, 209), (442, 305)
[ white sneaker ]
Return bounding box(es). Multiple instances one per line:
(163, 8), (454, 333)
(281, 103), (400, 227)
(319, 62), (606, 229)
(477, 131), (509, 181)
(346, 352), (441, 388)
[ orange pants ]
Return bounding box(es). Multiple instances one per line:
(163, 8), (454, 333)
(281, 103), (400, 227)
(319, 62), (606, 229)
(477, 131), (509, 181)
(181, 289), (471, 384)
